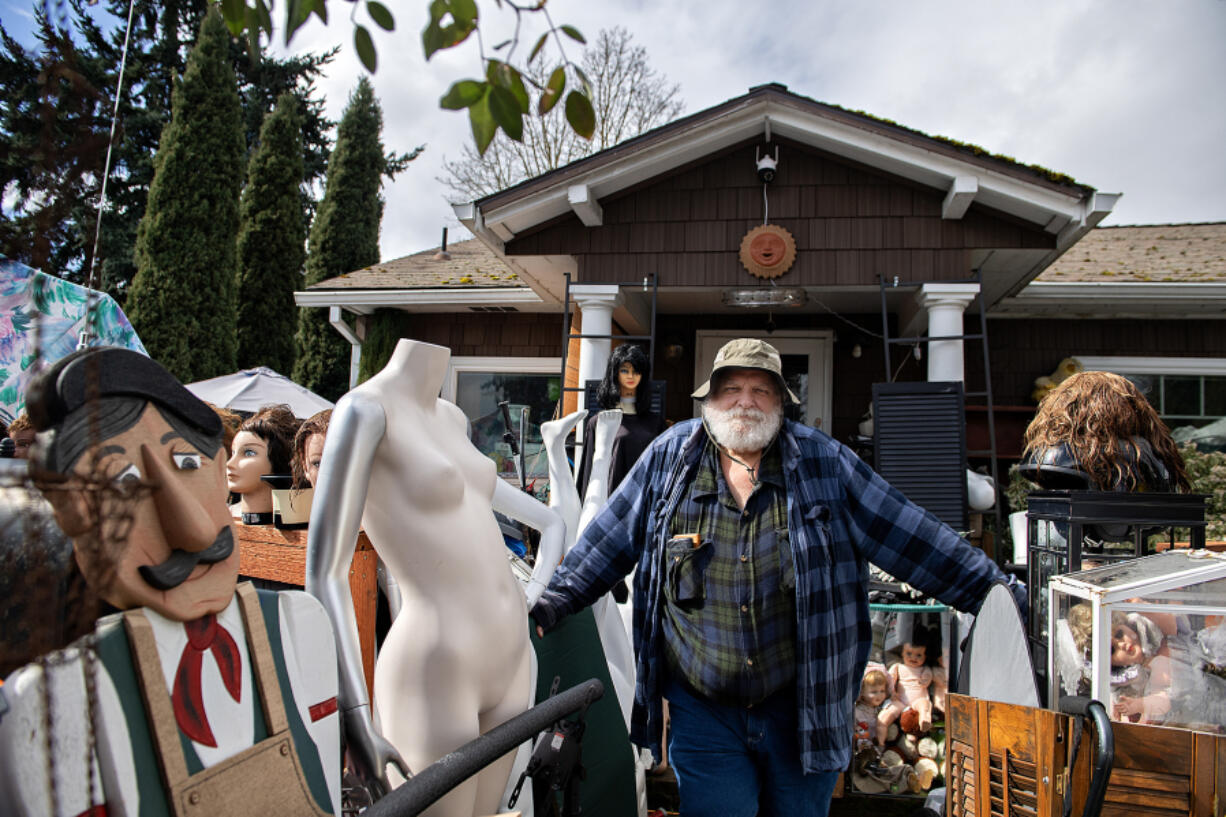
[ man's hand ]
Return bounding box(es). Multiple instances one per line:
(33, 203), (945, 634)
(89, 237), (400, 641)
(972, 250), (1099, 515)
(342, 705), (410, 800)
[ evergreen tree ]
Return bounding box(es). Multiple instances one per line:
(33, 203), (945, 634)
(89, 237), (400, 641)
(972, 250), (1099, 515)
(0, 0), (334, 301)
(0, 13), (111, 277)
(237, 92), (305, 373)
(125, 10), (243, 382)
(293, 77), (403, 400)
(357, 309), (414, 383)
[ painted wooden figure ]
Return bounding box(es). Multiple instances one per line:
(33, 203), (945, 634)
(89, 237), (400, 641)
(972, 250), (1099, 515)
(0, 347), (342, 817)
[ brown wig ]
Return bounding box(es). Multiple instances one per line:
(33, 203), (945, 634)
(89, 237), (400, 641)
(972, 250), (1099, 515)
(238, 404), (300, 476)
(291, 408), (331, 488)
(1023, 371), (1189, 492)
(206, 402), (243, 458)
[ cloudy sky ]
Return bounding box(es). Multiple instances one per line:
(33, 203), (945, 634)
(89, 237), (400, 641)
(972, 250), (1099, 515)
(6, 0), (1226, 262)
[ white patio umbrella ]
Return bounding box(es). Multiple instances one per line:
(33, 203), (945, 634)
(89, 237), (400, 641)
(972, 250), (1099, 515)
(186, 367), (334, 418)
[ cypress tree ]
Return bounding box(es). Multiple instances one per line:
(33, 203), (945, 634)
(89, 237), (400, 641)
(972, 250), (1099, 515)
(357, 308), (414, 383)
(126, 9), (243, 381)
(236, 92), (305, 373)
(293, 77), (386, 400)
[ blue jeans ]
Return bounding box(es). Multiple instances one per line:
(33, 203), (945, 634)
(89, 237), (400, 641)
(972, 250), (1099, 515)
(665, 678), (840, 817)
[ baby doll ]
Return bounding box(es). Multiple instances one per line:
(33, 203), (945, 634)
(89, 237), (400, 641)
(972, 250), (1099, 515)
(1109, 611), (1172, 724)
(854, 664), (890, 750)
(1066, 602), (1173, 724)
(879, 630), (935, 744)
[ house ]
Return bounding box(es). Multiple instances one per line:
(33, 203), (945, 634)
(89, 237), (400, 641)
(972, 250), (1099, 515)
(297, 85), (1226, 485)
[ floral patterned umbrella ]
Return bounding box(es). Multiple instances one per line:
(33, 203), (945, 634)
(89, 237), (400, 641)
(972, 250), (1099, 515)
(0, 258), (146, 425)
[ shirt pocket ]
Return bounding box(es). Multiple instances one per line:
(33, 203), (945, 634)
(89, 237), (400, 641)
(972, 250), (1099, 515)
(776, 528), (796, 594)
(665, 537), (711, 609)
(802, 504), (833, 566)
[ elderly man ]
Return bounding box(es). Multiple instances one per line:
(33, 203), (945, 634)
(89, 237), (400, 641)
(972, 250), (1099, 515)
(531, 338), (1018, 817)
(0, 347), (342, 816)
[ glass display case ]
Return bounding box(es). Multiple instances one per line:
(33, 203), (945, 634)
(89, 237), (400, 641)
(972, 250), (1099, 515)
(1048, 550), (1226, 733)
(1025, 490), (1206, 693)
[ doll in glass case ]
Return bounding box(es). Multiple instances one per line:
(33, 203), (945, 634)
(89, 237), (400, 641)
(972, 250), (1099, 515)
(1059, 599), (1226, 732)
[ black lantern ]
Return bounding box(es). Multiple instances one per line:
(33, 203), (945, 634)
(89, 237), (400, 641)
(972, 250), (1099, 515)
(1023, 489), (1206, 698)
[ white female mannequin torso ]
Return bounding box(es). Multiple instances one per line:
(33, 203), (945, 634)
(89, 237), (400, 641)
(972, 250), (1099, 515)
(307, 340), (563, 817)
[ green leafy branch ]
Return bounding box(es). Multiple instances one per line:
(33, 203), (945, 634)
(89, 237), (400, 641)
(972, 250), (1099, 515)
(430, 0), (595, 154)
(215, 0), (596, 156)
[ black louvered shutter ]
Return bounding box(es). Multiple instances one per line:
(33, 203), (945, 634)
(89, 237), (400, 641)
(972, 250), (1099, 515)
(872, 381), (968, 531)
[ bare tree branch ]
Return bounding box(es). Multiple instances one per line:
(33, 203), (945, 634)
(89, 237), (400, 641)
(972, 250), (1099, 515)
(439, 27), (683, 202)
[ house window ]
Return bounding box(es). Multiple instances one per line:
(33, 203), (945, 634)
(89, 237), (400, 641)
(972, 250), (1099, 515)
(1076, 356), (1226, 433)
(443, 357), (561, 498)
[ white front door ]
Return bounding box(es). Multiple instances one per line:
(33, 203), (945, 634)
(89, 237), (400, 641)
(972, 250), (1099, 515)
(694, 330), (834, 430)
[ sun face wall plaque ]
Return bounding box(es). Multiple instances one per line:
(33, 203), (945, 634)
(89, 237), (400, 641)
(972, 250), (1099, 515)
(739, 224), (797, 279)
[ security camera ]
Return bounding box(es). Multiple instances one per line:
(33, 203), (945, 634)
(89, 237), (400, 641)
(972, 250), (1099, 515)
(755, 146), (779, 184)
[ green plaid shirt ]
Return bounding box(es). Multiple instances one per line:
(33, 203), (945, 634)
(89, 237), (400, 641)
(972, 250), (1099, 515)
(661, 438), (796, 706)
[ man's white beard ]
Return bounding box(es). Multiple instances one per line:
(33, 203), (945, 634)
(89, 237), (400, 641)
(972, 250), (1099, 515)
(702, 402), (783, 454)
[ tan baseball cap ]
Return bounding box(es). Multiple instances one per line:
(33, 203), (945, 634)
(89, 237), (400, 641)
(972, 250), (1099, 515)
(691, 338), (799, 405)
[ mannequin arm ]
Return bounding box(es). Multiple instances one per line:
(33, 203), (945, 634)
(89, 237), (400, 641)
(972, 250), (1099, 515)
(305, 392), (407, 791)
(492, 477), (565, 607)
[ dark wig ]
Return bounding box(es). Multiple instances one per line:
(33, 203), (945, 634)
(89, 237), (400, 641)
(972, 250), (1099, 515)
(596, 344), (651, 410)
(238, 404), (300, 476)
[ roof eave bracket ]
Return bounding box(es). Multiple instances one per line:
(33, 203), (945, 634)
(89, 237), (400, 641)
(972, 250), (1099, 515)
(568, 184), (603, 227)
(941, 176), (978, 220)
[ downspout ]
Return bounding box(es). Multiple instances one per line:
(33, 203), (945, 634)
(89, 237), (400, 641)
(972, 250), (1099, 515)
(329, 306), (363, 390)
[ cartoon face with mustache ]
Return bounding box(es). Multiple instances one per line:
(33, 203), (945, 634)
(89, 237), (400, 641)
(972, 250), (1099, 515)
(28, 348), (239, 622)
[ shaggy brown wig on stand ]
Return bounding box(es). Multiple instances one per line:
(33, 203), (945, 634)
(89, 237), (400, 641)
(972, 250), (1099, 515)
(1023, 370), (1189, 492)
(238, 404), (301, 476)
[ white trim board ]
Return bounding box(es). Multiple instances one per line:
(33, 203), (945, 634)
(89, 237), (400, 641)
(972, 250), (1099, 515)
(1076, 356), (1226, 376)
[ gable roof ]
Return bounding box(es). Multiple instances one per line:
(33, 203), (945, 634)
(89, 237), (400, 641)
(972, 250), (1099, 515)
(455, 83), (1117, 308)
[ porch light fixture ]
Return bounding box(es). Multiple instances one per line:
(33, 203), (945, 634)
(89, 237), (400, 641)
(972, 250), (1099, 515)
(722, 287), (807, 308)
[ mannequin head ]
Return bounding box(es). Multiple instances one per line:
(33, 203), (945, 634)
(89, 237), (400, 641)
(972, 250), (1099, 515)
(292, 408), (331, 488)
(1023, 371), (1189, 492)
(596, 344), (651, 410)
(227, 404), (299, 514)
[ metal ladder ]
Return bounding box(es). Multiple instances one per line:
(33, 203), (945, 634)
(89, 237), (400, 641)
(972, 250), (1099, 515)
(877, 269), (1004, 555)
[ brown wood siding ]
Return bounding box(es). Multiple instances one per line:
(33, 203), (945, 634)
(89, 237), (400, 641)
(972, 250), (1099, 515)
(402, 312), (562, 358)
(973, 318), (1226, 407)
(506, 136), (1056, 287)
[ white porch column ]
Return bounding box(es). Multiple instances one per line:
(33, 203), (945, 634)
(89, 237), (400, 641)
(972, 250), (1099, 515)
(915, 283), (979, 383)
(571, 285), (622, 412)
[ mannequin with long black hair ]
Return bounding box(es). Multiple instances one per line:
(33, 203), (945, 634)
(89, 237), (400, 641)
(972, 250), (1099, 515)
(577, 344), (667, 499)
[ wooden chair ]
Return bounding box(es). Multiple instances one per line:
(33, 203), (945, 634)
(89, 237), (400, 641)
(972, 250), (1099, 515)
(946, 693), (1226, 817)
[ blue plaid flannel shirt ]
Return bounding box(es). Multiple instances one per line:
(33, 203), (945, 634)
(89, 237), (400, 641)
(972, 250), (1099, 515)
(531, 418), (1010, 773)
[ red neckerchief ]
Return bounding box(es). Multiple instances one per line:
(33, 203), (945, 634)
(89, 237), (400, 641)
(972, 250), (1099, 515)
(170, 613), (242, 747)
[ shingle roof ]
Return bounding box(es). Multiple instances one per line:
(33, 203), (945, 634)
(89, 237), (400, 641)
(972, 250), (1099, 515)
(474, 83), (1094, 213)
(1037, 222), (1226, 283)
(307, 238), (521, 290)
